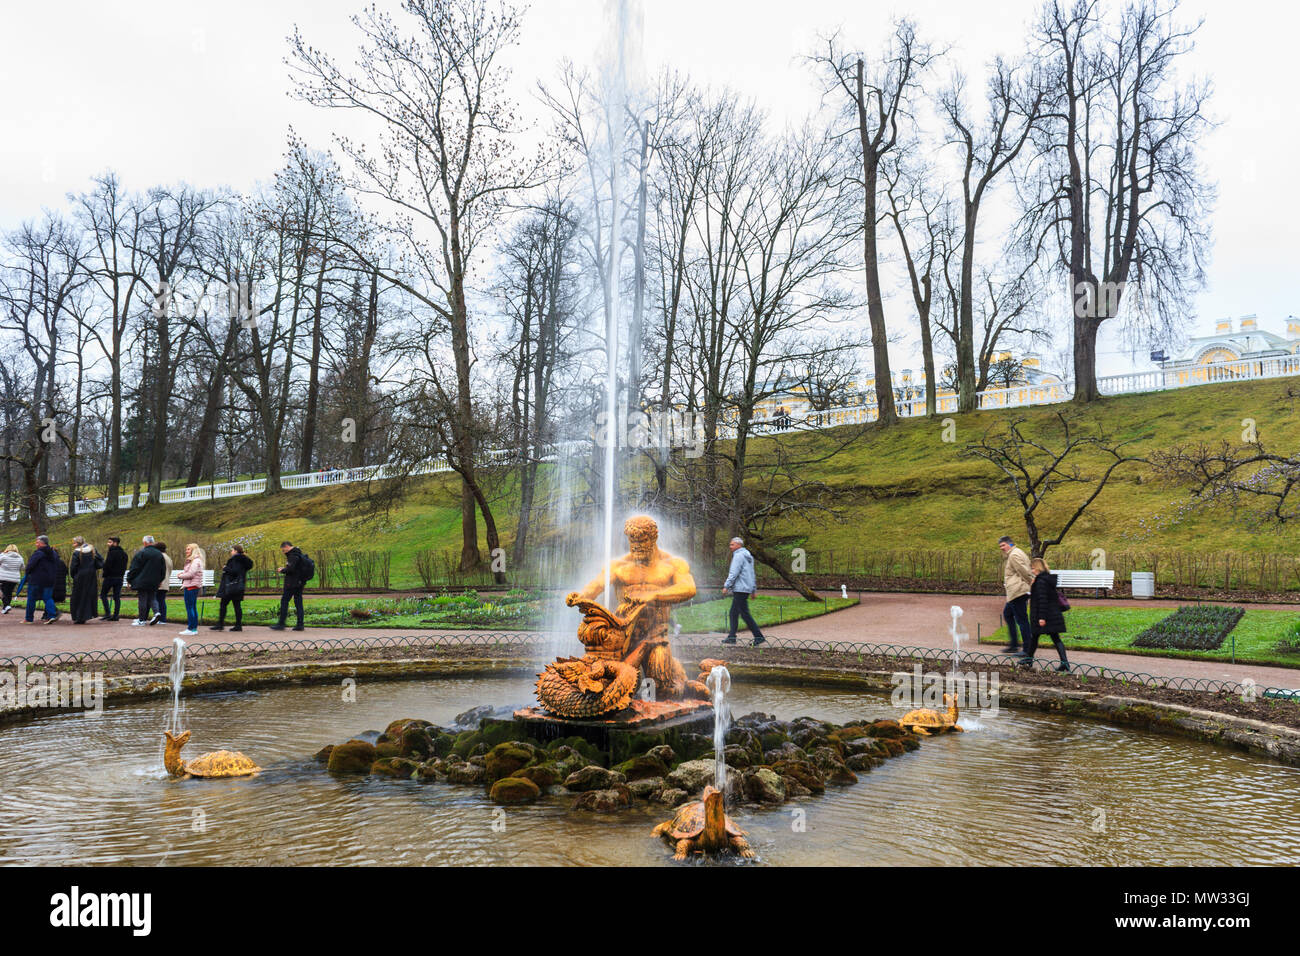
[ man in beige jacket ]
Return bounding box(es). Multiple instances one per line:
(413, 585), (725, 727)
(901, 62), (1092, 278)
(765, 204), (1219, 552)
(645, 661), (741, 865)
(998, 535), (1033, 653)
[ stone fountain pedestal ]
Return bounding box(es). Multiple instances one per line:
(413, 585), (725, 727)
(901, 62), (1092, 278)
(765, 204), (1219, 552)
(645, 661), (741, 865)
(495, 699), (715, 764)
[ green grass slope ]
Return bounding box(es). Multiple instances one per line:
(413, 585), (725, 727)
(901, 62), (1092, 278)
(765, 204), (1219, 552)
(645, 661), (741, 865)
(12, 377), (1300, 588)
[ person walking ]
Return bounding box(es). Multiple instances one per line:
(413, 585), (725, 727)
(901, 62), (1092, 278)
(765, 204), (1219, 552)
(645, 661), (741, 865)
(155, 542), (174, 623)
(68, 537), (104, 624)
(210, 545), (253, 632)
(269, 540), (308, 631)
(99, 536), (127, 620)
(23, 536), (61, 624)
(177, 543), (205, 637)
(1024, 557), (1070, 673)
(0, 544), (24, 613)
(997, 535), (1033, 654)
(125, 536), (166, 626)
(52, 548), (69, 607)
(721, 536), (766, 647)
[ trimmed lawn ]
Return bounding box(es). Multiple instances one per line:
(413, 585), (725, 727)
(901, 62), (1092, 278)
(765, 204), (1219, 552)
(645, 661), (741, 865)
(673, 595), (858, 634)
(979, 606), (1300, 668)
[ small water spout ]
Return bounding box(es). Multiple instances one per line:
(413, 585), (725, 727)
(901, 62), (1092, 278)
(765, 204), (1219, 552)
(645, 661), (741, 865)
(637, 677), (656, 702)
(707, 665), (731, 797)
(949, 606), (964, 678)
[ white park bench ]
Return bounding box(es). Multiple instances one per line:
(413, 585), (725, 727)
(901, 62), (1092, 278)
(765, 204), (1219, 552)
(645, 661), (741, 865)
(164, 569), (218, 620)
(1053, 569), (1116, 596)
(168, 569), (216, 590)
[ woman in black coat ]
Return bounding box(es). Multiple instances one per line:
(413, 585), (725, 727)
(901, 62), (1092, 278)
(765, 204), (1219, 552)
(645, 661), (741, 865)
(68, 539), (104, 624)
(1024, 556), (1070, 672)
(211, 545), (254, 632)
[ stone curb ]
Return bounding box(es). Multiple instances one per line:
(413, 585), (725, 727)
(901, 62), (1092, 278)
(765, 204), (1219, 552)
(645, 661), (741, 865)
(4, 655), (1298, 767)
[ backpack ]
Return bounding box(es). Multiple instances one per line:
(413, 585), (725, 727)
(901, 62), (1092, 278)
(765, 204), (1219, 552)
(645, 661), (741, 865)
(298, 552), (315, 583)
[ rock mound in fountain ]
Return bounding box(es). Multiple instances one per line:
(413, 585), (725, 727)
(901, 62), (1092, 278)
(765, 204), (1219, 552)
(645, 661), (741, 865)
(314, 708), (928, 812)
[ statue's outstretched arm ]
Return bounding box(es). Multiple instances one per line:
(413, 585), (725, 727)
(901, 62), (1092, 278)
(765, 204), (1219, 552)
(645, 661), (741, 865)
(652, 559), (696, 605)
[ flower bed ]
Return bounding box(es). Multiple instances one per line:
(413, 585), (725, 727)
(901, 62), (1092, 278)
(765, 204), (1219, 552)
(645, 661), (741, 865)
(1131, 605), (1245, 651)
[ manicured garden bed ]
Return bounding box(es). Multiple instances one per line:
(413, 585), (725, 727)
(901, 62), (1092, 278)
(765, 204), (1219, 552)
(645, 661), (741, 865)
(980, 606), (1300, 667)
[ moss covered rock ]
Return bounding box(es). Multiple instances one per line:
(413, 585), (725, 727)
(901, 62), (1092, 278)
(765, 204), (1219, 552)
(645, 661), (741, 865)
(511, 764), (561, 788)
(371, 757), (420, 778)
(313, 745), (335, 763)
(564, 765), (626, 792)
(327, 739), (378, 774)
(743, 767), (787, 804)
(485, 742), (537, 782)
(628, 777), (666, 800)
(868, 719), (905, 739)
(445, 761), (486, 785)
(572, 785), (631, 812)
(490, 776), (541, 805)
(770, 759), (825, 794)
(614, 754), (670, 781)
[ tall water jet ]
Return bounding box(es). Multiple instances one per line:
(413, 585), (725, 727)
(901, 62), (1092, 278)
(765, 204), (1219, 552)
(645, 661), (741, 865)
(707, 664), (731, 796)
(166, 637), (186, 735)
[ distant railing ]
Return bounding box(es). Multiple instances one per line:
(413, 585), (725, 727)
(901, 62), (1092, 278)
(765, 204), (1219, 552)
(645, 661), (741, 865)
(5, 353), (1298, 524)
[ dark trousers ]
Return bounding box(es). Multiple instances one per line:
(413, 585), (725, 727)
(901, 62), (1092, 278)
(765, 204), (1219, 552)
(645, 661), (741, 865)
(1002, 594), (1031, 649)
(100, 578), (122, 617)
(137, 589), (160, 621)
(278, 586), (304, 627)
(218, 595), (243, 627)
(727, 592), (763, 639)
(155, 589), (168, 622)
(1024, 631), (1069, 664)
(1, 580), (14, 606)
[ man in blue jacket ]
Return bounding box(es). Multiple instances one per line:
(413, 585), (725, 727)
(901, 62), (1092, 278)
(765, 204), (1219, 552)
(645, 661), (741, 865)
(23, 535), (60, 624)
(721, 536), (766, 647)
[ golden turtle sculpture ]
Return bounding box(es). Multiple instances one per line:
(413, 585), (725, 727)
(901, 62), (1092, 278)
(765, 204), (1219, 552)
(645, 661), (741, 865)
(163, 730), (261, 779)
(899, 693), (963, 736)
(653, 785), (756, 861)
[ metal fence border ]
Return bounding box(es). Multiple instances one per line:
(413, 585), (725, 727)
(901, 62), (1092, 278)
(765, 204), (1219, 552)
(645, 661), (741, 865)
(3, 632), (1297, 700)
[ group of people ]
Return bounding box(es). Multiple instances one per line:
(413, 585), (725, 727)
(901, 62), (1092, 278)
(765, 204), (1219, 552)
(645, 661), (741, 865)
(0, 536), (312, 634)
(998, 535), (1071, 672)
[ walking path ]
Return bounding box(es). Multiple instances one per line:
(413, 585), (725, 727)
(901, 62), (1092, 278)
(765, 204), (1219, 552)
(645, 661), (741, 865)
(3, 590), (1298, 690)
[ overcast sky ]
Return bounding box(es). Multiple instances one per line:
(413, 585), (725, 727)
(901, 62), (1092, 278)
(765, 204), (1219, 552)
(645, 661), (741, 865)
(2, 0), (1296, 377)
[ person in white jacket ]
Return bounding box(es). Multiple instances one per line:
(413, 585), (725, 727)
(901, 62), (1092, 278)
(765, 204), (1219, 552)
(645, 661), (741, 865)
(0, 544), (23, 612)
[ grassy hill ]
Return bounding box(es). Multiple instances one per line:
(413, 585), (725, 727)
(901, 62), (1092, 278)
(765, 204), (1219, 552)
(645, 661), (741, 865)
(11, 376), (1300, 590)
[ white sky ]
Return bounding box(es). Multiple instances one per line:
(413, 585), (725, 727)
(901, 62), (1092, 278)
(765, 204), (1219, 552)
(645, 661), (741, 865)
(2, 0), (1296, 377)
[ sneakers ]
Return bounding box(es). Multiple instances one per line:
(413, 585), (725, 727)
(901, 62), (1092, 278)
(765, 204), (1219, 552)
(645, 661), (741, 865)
(178, 629), (198, 637)
(1057, 662), (1070, 673)
(721, 636), (737, 645)
(209, 625), (225, 631)
(1000, 645), (1021, 653)
(230, 625), (243, 632)
(752, 635), (767, 647)
(292, 625), (305, 632)
(1, 605), (9, 614)
(148, 613), (161, 625)
(131, 619), (146, 626)
(43, 615), (60, 624)
(268, 624), (286, 631)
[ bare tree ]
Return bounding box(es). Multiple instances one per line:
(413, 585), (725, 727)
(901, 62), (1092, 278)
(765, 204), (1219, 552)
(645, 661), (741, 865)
(1019, 0), (1214, 404)
(290, 0), (550, 571)
(962, 411), (1144, 556)
(940, 57), (1045, 411)
(810, 22), (936, 427)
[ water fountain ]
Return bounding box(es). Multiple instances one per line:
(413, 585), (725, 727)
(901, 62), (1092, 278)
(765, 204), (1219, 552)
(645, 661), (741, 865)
(166, 637), (186, 735)
(706, 664), (731, 796)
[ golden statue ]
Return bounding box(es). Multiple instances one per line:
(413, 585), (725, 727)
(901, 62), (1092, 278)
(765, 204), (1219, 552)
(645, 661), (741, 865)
(535, 515), (707, 718)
